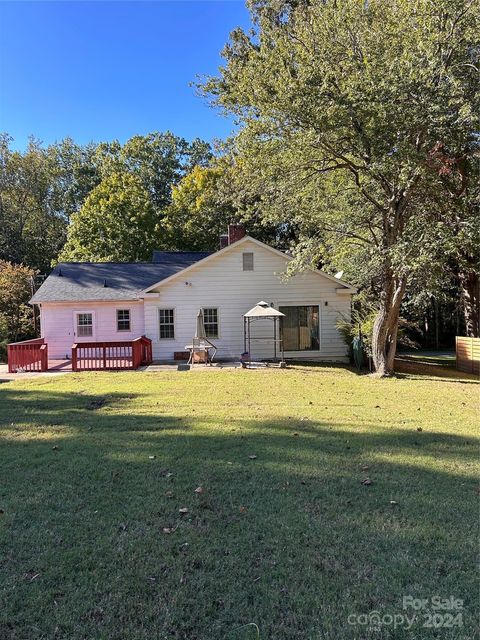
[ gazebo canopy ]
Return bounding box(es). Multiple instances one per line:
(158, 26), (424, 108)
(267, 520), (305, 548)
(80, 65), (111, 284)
(244, 301), (285, 318)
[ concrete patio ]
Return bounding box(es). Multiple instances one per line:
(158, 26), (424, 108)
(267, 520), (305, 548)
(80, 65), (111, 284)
(0, 359), (245, 382)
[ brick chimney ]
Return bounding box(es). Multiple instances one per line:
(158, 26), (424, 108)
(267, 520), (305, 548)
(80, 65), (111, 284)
(228, 223), (246, 245)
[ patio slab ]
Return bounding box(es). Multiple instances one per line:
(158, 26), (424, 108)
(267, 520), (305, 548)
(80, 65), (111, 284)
(0, 362), (72, 382)
(0, 359), (243, 382)
(141, 361), (242, 372)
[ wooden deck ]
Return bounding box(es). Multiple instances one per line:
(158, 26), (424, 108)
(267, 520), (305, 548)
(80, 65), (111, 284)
(7, 337), (153, 373)
(48, 359), (73, 372)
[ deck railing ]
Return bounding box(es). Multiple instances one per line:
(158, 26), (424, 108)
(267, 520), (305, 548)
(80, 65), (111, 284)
(138, 336), (153, 368)
(7, 338), (48, 373)
(71, 336), (153, 372)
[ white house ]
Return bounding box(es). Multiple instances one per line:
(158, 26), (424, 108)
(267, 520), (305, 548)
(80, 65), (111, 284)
(30, 226), (355, 363)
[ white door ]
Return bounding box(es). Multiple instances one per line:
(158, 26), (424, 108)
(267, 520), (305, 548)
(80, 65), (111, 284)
(73, 311), (95, 341)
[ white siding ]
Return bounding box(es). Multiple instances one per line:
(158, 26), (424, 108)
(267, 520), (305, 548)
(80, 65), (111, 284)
(144, 239), (351, 362)
(39, 301), (145, 359)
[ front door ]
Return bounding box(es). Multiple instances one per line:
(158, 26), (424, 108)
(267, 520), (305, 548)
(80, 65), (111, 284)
(73, 311), (95, 341)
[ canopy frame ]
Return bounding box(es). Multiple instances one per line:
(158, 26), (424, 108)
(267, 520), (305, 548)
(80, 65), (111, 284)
(243, 301), (285, 366)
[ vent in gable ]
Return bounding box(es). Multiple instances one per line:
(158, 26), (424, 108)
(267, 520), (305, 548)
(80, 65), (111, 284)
(242, 252), (254, 271)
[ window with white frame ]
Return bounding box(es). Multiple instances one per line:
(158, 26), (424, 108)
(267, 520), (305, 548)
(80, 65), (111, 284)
(203, 308), (219, 338)
(242, 252), (254, 271)
(159, 309), (175, 339)
(116, 309), (131, 331)
(76, 312), (93, 337)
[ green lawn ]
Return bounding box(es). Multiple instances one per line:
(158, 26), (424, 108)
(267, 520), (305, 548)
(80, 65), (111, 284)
(0, 366), (478, 640)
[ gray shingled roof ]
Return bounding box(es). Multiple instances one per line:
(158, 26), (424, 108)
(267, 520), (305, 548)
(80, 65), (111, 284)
(30, 252), (212, 303)
(152, 250), (211, 264)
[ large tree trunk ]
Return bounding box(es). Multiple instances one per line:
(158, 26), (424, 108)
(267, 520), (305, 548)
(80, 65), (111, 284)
(459, 268), (479, 337)
(371, 272), (406, 376)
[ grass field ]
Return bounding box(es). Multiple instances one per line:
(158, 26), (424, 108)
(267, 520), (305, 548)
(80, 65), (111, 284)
(0, 365), (478, 640)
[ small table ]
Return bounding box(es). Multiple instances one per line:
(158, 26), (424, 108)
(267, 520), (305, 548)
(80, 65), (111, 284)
(184, 343), (216, 365)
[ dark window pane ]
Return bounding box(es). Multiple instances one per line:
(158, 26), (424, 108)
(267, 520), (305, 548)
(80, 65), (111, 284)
(203, 308), (218, 338)
(279, 306), (319, 351)
(159, 309), (175, 339)
(117, 309), (131, 331)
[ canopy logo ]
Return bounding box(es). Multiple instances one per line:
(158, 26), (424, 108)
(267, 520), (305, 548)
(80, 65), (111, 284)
(348, 596), (464, 630)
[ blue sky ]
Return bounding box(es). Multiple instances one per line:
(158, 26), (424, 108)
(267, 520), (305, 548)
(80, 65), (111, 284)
(0, 1), (251, 150)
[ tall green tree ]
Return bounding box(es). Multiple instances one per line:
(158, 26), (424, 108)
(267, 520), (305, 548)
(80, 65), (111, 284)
(0, 261), (37, 345)
(0, 135), (67, 273)
(0, 132), (213, 269)
(58, 173), (157, 262)
(163, 163), (235, 250)
(47, 137), (101, 221)
(427, 143), (480, 337)
(201, 0), (479, 375)
(163, 156), (292, 251)
(94, 132), (213, 211)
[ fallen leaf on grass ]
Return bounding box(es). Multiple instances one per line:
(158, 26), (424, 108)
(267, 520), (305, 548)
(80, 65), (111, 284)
(178, 507), (189, 514)
(165, 472), (173, 478)
(361, 478), (373, 486)
(162, 526), (178, 534)
(194, 486), (204, 494)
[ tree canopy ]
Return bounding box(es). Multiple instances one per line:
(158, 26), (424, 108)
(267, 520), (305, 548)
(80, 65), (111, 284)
(58, 173), (157, 263)
(0, 261), (37, 351)
(0, 136), (68, 273)
(163, 164), (235, 251)
(201, 0), (480, 373)
(0, 132), (213, 270)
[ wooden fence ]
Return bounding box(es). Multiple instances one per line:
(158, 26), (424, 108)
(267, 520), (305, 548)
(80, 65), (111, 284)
(71, 336), (153, 372)
(7, 338), (48, 373)
(456, 337), (480, 375)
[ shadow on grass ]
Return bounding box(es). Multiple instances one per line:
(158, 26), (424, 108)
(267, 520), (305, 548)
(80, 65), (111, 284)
(0, 387), (478, 640)
(394, 359), (478, 383)
(293, 359), (478, 384)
